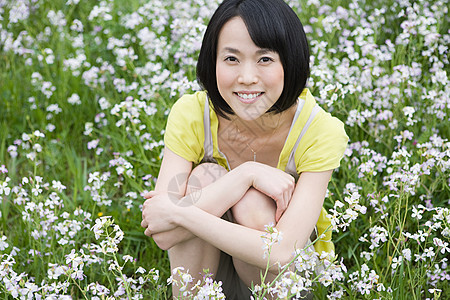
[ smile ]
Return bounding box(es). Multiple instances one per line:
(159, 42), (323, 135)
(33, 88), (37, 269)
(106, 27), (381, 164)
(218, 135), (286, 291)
(235, 92), (263, 103)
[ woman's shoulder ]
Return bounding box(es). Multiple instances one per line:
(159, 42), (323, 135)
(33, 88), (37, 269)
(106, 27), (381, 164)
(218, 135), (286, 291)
(170, 91), (207, 117)
(291, 89), (349, 173)
(164, 91), (208, 164)
(298, 88), (346, 136)
(166, 91), (209, 137)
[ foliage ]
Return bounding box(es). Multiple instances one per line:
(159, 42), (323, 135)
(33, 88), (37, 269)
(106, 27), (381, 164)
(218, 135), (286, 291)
(0, 0), (449, 298)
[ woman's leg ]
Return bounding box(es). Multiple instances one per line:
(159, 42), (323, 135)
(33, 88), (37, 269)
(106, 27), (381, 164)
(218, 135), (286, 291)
(169, 163), (282, 296)
(232, 189), (314, 300)
(231, 188), (279, 287)
(168, 163), (228, 298)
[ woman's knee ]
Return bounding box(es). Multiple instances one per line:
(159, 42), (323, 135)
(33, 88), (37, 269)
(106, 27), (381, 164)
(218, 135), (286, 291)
(187, 163), (228, 191)
(232, 188), (276, 230)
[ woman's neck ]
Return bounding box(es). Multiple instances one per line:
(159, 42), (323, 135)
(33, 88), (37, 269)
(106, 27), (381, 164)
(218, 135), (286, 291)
(225, 103), (298, 137)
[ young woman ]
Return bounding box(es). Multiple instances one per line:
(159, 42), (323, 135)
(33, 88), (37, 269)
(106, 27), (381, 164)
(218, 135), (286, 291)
(141, 0), (348, 298)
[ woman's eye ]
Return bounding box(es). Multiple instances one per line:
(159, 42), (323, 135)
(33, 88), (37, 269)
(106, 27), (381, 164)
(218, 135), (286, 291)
(225, 56), (238, 62)
(259, 57), (274, 63)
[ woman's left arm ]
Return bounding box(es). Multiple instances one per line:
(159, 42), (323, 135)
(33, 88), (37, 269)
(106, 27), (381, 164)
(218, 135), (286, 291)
(167, 170), (333, 272)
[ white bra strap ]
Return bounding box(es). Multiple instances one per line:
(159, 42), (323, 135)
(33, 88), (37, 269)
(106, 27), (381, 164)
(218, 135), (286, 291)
(287, 99), (306, 137)
(285, 105), (320, 180)
(201, 95), (217, 163)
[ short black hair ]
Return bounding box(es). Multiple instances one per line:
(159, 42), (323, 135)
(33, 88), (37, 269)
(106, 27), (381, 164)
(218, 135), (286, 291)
(196, 0), (310, 119)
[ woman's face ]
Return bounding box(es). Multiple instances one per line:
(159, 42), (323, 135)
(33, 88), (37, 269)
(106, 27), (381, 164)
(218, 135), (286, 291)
(216, 17), (284, 121)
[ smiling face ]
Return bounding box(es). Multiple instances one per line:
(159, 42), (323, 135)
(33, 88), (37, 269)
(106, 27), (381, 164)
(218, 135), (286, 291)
(215, 17), (284, 122)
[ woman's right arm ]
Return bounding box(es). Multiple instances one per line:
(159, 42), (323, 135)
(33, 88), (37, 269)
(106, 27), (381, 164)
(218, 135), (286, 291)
(145, 147), (194, 247)
(142, 147), (250, 249)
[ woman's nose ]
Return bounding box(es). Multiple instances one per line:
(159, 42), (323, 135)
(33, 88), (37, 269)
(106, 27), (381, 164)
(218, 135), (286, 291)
(237, 63), (258, 85)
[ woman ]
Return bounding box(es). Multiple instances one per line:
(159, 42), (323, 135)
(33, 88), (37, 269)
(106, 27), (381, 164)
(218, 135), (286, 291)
(141, 0), (348, 298)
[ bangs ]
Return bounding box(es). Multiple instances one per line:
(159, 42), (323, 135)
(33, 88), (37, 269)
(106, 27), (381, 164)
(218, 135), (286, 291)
(238, 1), (287, 62)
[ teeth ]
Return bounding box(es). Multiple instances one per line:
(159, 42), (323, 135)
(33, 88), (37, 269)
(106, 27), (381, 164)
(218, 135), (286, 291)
(237, 92), (262, 100)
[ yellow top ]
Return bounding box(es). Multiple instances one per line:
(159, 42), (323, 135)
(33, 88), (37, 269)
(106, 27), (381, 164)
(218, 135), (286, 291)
(164, 89), (348, 254)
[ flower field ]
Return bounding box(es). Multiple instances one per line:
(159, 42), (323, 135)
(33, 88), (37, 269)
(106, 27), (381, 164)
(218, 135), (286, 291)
(0, 0), (448, 298)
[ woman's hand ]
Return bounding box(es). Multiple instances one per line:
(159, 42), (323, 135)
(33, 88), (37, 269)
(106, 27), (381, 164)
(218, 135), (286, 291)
(140, 190), (156, 230)
(141, 191), (179, 237)
(243, 162), (296, 222)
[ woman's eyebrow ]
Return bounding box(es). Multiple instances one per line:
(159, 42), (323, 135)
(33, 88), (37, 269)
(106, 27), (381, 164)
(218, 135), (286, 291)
(222, 47), (240, 54)
(220, 47), (274, 54)
(256, 48), (274, 55)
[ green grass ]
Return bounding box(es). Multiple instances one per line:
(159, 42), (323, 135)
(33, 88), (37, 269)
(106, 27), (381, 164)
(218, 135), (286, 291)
(0, 0), (449, 298)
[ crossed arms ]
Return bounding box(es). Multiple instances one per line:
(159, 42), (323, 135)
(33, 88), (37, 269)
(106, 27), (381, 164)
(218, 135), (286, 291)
(141, 147), (332, 271)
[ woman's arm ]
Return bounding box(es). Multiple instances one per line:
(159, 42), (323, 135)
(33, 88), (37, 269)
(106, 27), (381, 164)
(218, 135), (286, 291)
(146, 169), (332, 272)
(142, 150), (295, 250)
(142, 147), (245, 249)
(143, 165), (253, 249)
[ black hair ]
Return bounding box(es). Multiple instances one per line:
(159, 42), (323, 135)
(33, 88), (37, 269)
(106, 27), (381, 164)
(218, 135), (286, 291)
(196, 0), (310, 119)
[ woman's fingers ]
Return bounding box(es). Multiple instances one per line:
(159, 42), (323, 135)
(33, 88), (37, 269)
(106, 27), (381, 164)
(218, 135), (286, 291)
(274, 177), (295, 222)
(144, 227), (152, 237)
(142, 192), (157, 228)
(141, 219), (148, 228)
(141, 192), (179, 236)
(275, 192), (288, 222)
(275, 207), (282, 222)
(143, 190), (158, 199)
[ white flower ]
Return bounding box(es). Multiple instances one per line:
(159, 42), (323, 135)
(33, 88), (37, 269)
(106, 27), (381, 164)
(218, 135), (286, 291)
(68, 93), (81, 105)
(424, 247), (435, 258)
(0, 177), (11, 196)
(368, 226), (388, 249)
(58, 238), (69, 245)
(87, 139), (99, 150)
(433, 238), (450, 254)
(84, 122), (94, 136)
(261, 223), (283, 258)
(91, 216), (111, 239)
(0, 165), (7, 173)
(52, 180), (67, 192)
(31, 184), (42, 196)
(411, 206), (423, 219)
(22, 133), (31, 141)
(391, 256), (402, 269)
(71, 269), (85, 280)
(46, 123), (56, 132)
(125, 191), (138, 199)
(0, 236), (9, 250)
(98, 97), (111, 110)
(123, 255), (134, 262)
(402, 248), (412, 261)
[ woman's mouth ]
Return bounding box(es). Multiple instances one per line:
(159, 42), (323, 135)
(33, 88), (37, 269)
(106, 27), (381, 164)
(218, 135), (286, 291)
(235, 92), (264, 104)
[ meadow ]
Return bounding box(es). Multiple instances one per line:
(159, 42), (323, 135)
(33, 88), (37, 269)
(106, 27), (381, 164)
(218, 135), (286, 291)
(0, 0), (449, 299)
